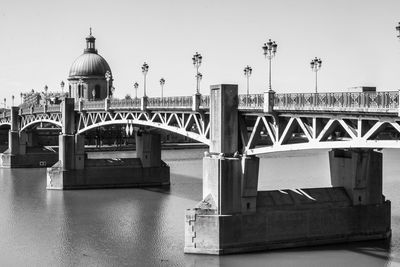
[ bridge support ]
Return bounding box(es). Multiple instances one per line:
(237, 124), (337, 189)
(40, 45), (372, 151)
(185, 85), (391, 255)
(47, 98), (169, 189)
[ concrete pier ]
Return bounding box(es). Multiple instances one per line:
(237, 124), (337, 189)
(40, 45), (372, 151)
(184, 85), (391, 255)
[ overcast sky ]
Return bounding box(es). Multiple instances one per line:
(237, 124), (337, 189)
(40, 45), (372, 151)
(0, 0), (399, 102)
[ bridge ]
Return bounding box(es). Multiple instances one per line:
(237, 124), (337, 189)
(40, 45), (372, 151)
(0, 85), (395, 254)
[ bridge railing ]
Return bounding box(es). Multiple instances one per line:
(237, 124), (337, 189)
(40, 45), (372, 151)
(47, 104), (61, 113)
(147, 96), (193, 109)
(274, 91), (399, 113)
(238, 94), (264, 110)
(21, 107), (31, 115)
(199, 95), (210, 109)
(110, 98), (141, 110)
(82, 100), (105, 110)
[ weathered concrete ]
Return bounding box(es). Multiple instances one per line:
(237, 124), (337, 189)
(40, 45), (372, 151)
(329, 148), (382, 205)
(47, 158), (170, 189)
(1, 150), (58, 168)
(185, 187), (391, 254)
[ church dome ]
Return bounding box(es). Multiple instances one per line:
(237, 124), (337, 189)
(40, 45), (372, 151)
(68, 30), (111, 78)
(69, 53), (111, 77)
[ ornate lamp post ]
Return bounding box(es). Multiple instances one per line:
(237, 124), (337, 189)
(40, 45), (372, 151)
(396, 22), (400, 39)
(92, 89), (96, 101)
(105, 71), (111, 99)
(142, 62), (149, 97)
(243, 65), (253, 96)
(262, 39), (278, 91)
(11, 95), (14, 106)
(111, 86), (115, 98)
(159, 78), (165, 98)
(3, 98), (6, 109)
(134, 82), (139, 99)
(20, 93), (23, 105)
(310, 57), (322, 93)
(192, 52), (202, 94)
(60, 80), (65, 94)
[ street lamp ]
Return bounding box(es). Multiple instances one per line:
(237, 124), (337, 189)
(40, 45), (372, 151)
(192, 52), (202, 94)
(396, 22), (400, 39)
(3, 98), (6, 109)
(243, 65), (253, 96)
(160, 78), (165, 98)
(262, 39), (278, 91)
(196, 72), (203, 91)
(111, 86), (115, 98)
(105, 71), (111, 99)
(20, 93), (23, 105)
(11, 95), (14, 106)
(92, 89), (96, 101)
(60, 81), (65, 94)
(142, 62), (149, 97)
(310, 57), (322, 93)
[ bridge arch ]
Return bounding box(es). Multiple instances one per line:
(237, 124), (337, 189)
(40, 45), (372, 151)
(20, 119), (62, 132)
(77, 119), (211, 145)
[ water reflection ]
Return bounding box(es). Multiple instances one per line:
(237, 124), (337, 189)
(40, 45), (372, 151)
(0, 149), (398, 266)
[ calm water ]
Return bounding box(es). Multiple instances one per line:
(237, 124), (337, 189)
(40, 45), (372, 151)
(0, 148), (400, 266)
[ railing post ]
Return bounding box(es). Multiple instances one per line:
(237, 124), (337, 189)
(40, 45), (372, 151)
(263, 90), (275, 113)
(192, 93), (200, 112)
(105, 98), (110, 111)
(141, 96), (148, 111)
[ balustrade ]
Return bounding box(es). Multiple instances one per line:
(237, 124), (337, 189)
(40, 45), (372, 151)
(238, 94), (264, 110)
(147, 96), (193, 109)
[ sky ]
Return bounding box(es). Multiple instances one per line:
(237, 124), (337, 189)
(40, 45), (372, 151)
(0, 0), (400, 103)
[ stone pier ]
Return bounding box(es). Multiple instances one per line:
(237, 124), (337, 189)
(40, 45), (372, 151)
(47, 98), (169, 190)
(184, 85), (391, 255)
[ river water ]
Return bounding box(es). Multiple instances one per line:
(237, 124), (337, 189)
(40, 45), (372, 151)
(0, 148), (399, 266)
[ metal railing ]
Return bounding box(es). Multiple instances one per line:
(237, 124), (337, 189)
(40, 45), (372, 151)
(83, 100), (106, 110)
(238, 94), (264, 110)
(147, 96), (193, 109)
(199, 95), (210, 109)
(47, 104), (61, 113)
(110, 98), (141, 110)
(274, 91), (399, 113)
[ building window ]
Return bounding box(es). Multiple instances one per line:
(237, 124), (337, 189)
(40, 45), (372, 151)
(95, 84), (101, 100)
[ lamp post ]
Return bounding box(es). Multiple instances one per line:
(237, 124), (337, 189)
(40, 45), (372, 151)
(111, 86), (115, 98)
(92, 89), (95, 101)
(105, 71), (111, 99)
(396, 22), (400, 39)
(142, 62), (149, 97)
(134, 82), (139, 99)
(262, 39), (278, 91)
(11, 95), (14, 106)
(243, 65), (253, 96)
(192, 52), (202, 94)
(20, 93), (23, 105)
(310, 57), (322, 93)
(3, 98), (6, 109)
(44, 85), (48, 105)
(160, 78), (165, 98)
(60, 80), (65, 94)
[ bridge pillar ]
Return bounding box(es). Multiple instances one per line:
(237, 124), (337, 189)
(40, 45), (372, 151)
(185, 84), (261, 254)
(329, 148), (383, 205)
(135, 131), (161, 168)
(8, 107), (21, 155)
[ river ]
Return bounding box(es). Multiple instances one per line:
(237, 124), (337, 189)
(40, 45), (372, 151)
(0, 148), (399, 266)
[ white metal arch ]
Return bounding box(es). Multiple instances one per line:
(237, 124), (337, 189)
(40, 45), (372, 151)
(0, 122), (11, 128)
(77, 119), (211, 145)
(20, 119), (62, 132)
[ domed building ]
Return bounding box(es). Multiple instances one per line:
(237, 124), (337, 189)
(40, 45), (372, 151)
(68, 30), (113, 100)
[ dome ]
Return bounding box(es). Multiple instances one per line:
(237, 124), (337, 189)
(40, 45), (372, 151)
(69, 53), (111, 77)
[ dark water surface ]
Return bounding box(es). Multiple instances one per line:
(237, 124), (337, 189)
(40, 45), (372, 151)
(0, 148), (399, 266)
